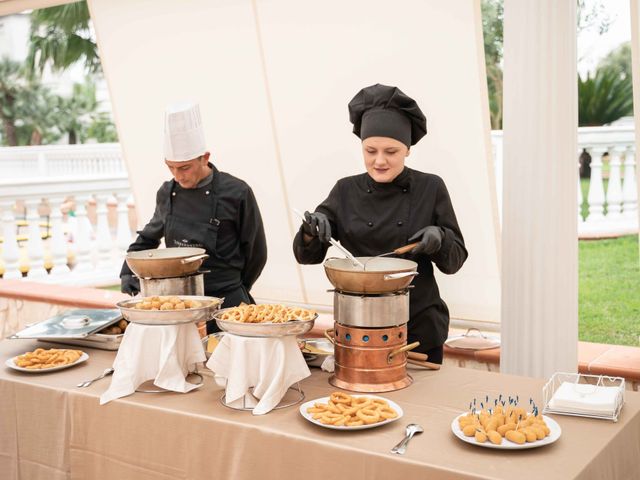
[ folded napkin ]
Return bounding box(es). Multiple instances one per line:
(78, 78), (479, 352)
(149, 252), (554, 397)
(207, 334), (310, 415)
(548, 381), (622, 415)
(100, 323), (206, 405)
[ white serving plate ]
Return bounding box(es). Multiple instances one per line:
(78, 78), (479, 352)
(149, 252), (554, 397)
(5, 352), (89, 373)
(451, 413), (561, 450)
(300, 395), (403, 431)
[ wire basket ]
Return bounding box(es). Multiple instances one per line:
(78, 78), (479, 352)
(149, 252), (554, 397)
(542, 372), (625, 422)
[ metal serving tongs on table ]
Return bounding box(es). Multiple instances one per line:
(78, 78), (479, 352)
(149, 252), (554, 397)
(292, 208), (365, 269)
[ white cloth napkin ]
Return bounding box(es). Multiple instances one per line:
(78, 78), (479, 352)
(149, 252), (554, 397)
(548, 381), (622, 415)
(100, 323), (206, 405)
(206, 334), (311, 415)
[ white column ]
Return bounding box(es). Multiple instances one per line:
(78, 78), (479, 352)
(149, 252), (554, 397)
(630, 0), (640, 250)
(577, 175), (583, 225)
(25, 198), (48, 278)
(0, 201), (22, 279)
(502, 0), (578, 377)
(577, 149), (584, 225)
(585, 146), (607, 223)
(95, 194), (114, 269)
(37, 152), (47, 176)
(605, 146), (624, 219)
(622, 145), (638, 221)
(72, 195), (93, 273)
(115, 192), (133, 253)
(48, 196), (71, 276)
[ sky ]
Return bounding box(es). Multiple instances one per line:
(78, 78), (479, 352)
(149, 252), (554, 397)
(578, 0), (631, 76)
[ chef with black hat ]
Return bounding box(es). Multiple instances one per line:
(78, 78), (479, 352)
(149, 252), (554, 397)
(120, 101), (268, 334)
(293, 84), (468, 363)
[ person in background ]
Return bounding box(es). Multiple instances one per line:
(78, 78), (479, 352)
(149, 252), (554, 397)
(120, 102), (267, 334)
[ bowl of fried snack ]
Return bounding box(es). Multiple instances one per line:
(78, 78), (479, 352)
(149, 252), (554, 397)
(300, 391), (403, 430)
(116, 295), (223, 325)
(452, 399), (561, 450)
(6, 347), (88, 373)
(214, 303), (317, 337)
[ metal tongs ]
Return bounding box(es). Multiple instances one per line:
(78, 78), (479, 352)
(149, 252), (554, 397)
(292, 208), (365, 269)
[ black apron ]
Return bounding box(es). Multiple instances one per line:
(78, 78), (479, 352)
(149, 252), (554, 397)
(165, 175), (253, 334)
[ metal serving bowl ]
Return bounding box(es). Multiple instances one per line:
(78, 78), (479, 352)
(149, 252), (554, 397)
(213, 307), (317, 337)
(125, 247), (208, 279)
(116, 295), (223, 326)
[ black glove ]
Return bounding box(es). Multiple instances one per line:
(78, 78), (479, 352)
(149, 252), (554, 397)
(301, 211), (331, 243)
(121, 274), (140, 296)
(409, 226), (444, 255)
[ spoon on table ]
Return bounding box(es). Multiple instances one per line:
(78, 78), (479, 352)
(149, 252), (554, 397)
(77, 367), (114, 388)
(391, 423), (424, 455)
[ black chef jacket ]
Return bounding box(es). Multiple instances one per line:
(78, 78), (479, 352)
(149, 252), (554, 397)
(293, 167), (467, 352)
(121, 164), (267, 329)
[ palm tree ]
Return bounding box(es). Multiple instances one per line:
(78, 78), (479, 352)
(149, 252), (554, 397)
(0, 58), (27, 146)
(58, 81), (98, 143)
(26, 1), (101, 76)
(578, 67), (633, 127)
(18, 86), (63, 145)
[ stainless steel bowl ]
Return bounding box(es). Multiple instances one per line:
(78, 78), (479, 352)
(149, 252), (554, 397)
(298, 337), (334, 367)
(116, 295), (223, 325)
(214, 308), (317, 337)
(333, 290), (409, 327)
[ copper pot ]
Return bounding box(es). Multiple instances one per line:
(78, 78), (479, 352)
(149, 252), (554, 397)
(325, 324), (417, 392)
(323, 257), (418, 294)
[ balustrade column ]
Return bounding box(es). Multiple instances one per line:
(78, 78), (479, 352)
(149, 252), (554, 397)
(577, 152), (583, 224)
(586, 146), (607, 223)
(0, 201), (22, 279)
(115, 192), (133, 253)
(73, 195), (94, 273)
(48, 196), (70, 276)
(605, 146), (624, 219)
(25, 198), (48, 278)
(622, 145), (638, 220)
(95, 194), (114, 269)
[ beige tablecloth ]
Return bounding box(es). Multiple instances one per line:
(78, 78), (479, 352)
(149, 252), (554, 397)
(1, 339), (639, 480)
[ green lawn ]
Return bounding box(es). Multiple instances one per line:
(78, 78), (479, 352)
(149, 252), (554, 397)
(579, 235), (640, 346)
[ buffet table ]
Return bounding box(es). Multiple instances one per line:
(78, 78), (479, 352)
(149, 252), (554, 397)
(1, 339), (639, 480)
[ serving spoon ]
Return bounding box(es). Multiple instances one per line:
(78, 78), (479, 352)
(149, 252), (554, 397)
(292, 208), (365, 269)
(77, 367), (114, 388)
(391, 423), (424, 455)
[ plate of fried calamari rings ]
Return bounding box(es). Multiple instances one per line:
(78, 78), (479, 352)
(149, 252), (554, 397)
(300, 392), (403, 430)
(116, 295), (223, 325)
(6, 348), (88, 373)
(214, 303), (317, 337)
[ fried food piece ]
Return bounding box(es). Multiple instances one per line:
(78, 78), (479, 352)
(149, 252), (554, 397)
(15, 348), (83, 370)
(306, 393), (397, 428)
(220, 303), (316, 324)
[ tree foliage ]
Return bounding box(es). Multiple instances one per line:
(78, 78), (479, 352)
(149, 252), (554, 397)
(578, 67), (633, 126)
(26, 1), (101, 76)
(481, 0), (503, 130)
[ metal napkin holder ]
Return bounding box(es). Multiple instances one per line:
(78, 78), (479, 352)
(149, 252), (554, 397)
(542, 372), (625, 422)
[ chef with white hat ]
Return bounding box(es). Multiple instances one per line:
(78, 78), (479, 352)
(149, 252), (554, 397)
(120, 102), (268, 334)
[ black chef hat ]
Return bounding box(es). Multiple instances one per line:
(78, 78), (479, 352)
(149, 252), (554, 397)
(348, 84), (427, 147)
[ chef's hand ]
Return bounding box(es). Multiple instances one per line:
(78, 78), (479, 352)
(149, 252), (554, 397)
(409, 226), (444, 255)
(121, 274), (140, 296)
(301, 211), (331, 244)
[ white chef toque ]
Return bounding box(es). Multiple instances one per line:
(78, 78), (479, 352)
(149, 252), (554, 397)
(163, 101), (207, 162)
